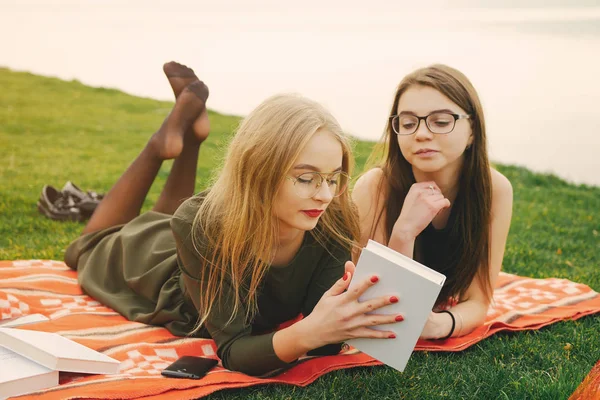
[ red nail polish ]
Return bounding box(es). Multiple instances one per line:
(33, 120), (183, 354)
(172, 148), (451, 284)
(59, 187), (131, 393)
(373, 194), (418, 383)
(395, 315), (404, 322)
(388, 334), (396, 339)
(370, 276), (379, 283)
(390, 296), (399, 303)
(342, 272), (348, 281)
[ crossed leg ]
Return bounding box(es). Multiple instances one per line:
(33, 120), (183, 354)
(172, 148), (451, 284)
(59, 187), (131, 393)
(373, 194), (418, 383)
(81, 62), (210, 235)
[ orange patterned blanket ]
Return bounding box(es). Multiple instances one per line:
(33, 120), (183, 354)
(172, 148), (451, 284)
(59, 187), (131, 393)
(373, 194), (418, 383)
(2, 260), (599, 400)
(570, 360), (600, 400)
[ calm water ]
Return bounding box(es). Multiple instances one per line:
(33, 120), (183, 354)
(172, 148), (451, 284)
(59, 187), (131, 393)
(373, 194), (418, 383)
(1, 0), (599, 186)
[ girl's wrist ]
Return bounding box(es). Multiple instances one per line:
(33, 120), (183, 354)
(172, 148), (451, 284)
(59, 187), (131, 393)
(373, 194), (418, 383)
(436, 310), (455, 340)
(291, 316), (323, 351)
(273, 317), (321, 363)
(390, 226), (417, 243)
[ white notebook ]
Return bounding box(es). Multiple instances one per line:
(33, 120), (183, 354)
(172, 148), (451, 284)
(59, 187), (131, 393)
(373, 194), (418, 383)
(0, 345), (58, 400)
(346, 240), (446, 372)
(0, 327), (121, 375)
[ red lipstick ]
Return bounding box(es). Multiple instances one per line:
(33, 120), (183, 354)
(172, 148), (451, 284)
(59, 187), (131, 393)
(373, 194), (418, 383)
(302, 209), (324, 218)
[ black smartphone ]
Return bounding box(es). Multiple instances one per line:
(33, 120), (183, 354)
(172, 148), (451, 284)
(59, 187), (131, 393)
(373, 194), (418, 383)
(161, 356), (218, 379)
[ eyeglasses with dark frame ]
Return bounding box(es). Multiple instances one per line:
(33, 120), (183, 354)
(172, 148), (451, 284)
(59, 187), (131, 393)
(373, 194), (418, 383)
(389, 112), (470, 135)
(286, 171), (350, 199)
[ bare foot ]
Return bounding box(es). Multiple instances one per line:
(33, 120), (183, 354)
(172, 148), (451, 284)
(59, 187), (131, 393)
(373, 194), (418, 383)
(150, 81), (209, 159)
(163, 61), (211, 143)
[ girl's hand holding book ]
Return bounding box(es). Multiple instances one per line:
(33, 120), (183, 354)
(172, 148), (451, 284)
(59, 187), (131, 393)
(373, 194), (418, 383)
(299, 261), (404, 349)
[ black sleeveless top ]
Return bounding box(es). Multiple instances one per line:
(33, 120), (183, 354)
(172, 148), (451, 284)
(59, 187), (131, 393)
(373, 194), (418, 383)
(415, 201), (461, 306)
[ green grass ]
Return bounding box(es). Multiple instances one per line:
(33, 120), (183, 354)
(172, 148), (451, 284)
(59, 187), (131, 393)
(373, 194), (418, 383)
(1, 67), (599, 399)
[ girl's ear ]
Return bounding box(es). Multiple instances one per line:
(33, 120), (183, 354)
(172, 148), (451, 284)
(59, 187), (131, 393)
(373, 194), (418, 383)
(467, 134), (474, 149)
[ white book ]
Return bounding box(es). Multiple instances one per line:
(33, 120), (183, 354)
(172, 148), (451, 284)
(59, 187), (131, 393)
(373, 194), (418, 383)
(0, 328), (121, 375)
(346, 240), (446, 372)
(0, 345), (58, 400)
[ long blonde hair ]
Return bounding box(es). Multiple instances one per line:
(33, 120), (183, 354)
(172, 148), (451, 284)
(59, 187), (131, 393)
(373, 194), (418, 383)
(191, 94), (360, 328)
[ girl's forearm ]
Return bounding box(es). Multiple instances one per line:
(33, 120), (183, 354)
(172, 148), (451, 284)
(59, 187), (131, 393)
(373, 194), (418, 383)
(388, 229), (416, 258)
(448, 300), (488, 337)
(272, 318), (319, 363)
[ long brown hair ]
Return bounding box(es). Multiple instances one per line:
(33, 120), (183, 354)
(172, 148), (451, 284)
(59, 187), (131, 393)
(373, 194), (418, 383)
(372, 64), (492, 304)
(191, 94), (360, 329)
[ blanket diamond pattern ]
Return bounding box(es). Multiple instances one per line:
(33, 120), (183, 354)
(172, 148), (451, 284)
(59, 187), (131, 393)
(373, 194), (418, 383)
(1, 260), (599, 400)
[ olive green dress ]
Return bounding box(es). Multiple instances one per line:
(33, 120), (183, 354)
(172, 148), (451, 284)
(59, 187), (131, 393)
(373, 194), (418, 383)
(64, 192), (349, 376)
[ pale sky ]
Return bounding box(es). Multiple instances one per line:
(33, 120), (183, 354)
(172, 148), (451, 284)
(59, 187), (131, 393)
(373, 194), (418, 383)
(1, 0), (599, 185)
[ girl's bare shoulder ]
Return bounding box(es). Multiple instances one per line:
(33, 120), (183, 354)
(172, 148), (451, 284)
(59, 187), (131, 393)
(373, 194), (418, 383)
(490, 168), (513, 199)
(353, 167), (385, 195)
